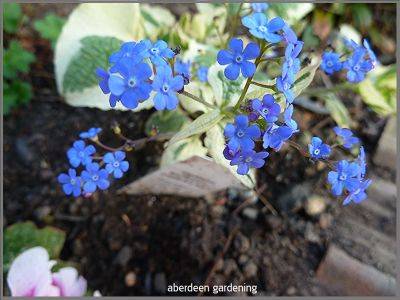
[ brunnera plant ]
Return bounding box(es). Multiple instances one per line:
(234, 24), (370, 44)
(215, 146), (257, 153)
(56, 3), (376, 205)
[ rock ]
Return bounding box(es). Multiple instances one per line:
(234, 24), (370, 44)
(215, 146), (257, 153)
(114, 246), (132, 266)
(305, 195), (326, 216)
(374, 117), (396, 171)
(243, 261), (258, 279)
(223, 259), (238, 276)
(234, 233), (250, 253)
(124, 271), (137, 287)
(154, 273), (167, 294)
(144, 272), (152, 295)
(242, 207), (258, 220)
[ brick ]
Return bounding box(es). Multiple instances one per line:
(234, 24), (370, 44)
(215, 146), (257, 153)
(316, 245), (396, 296)
(374, 117), (397, 171)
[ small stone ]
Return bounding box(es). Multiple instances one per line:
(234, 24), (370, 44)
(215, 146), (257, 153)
(124, 271), (137, 287)
(154, 273), (167, 294)
(286, 286), (297, 295)
(238, 254), (249, 265)
(319, 213), (333, 229)
(115, 246), (132, 266)
(242, 207), (258, 220)
(34, 206), (51, 220)
(305, 223), (320, 243)
(214, 258), (224, 272)
(243, 261), (258, 278)
(223, 259), (238, 276)
(210, 205), (226, 219)
(234, 233), (250, 253)
(305, 195), (326, 216)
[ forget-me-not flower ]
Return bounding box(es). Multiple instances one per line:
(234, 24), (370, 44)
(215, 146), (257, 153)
(230, 149), (269, 175)
(327, 160), (361, 196)
(333, 127), (359, 149)
(58, 169), (82, 197)
(103, 151), (129, 179)
(308, 137), (331, 159)
(321, 51), (343, 75)
(224, 115), (261, 152)
(251, 94), (281, 123)
(152, 66), (184, 110)
(81, 163), (110, 193)
(67, 140), (95, 167)
(242, 13), (285, 43)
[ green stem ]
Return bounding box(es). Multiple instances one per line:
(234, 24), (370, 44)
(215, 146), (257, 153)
(181, 90), (216, 109)
(226, 3), (244, 46)
(233, 41), (267, 111)
(250, 80), (275, 89)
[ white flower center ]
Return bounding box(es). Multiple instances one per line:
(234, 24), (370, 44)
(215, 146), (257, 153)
(113, 161), (120, 168)
(339, 174), (347, 181)
(313, 149), (320, 155)
(327, 61), (333, 67)
(235, 55), (243, 63)
(92, 175), (99, 181)
(262, 108), (269, 115)
(128, 77), (136, 87)
(245, 157), (253, 163)
(162, 84), (169, 93)
(237, 130), (245, 138)
(258, 25), (267, 32)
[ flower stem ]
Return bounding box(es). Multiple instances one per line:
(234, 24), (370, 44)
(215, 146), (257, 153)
(180, 90), (216, 109)
(250, 80), (276, 89)
(233, 41), (267, 111)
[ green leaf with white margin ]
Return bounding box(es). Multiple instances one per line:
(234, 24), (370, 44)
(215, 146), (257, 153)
(4, 221), (66, 272)
(145, 109), (189, 136)
(324, 93), (352, 128)
(140, 4), (175, 40)
(161, 136), (208, 167)
(269, 3), (314, 25)
(169, 108), (223, 145)
(357, 64), (396, 115)
(207, 64), (245, 108)
(204, 123), (255, 188)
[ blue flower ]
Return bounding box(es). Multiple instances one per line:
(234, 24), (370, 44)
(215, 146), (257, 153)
(321, 51), (342, 75)
(363, 39), (378, 66)
(224, 115), (261, 152)
(197, 66), (209, 82)
(108, 58), (152, 109)
(251, 94), (281, 123)
(342, 178), (372, 205)
(242, 13), (285, 43)
(328, 160), (361, 196)
(276, 76), (294, 103)
(217, 38), (260, 80)
(175, 59), (191, 80)
(67, 140), (95, 168)
(357, 146), (366, 178)
(251, 3), (268, 13)
(308, 137), (331, 159)
(262, 124), (295, 151)
(284, 104), (298, 131)
(79, 127), (102, 139)
(109, 40), (150, 66)
(103, 151), (129, 179)
(96, 68), (110, 94)
(58, 169), (82, 197)
(282, 42), (302, 81)
(152, 66), (184, 110)
(223, 145), (239, 161)
(81, 162), (110, 193)
(282, 24), (298, 44)
(343, 48), (373, 83)
(144, 39), (175, 66)
(333, 127), (359, 149)
(230, 149), (269, 175)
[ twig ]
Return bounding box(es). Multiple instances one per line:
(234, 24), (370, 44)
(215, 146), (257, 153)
(198, 226), (239, 296)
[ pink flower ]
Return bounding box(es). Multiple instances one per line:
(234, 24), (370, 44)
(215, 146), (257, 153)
(7, 247), (87, 297)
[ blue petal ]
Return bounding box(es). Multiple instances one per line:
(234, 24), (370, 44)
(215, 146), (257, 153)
(240, 61), (256, 78)
(224, 64), (240, 80)
(229, 38), (243, 53)
(108, 75), (126, 96)
(217, 50), (233, 65)
(153, 93), (167, 110)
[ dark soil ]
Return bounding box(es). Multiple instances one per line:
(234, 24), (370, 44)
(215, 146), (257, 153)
(3, 3), (395, 297)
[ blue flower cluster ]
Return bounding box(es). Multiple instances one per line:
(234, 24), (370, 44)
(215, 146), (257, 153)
(328, 145), (372, 205)
(218, 13), (302, 175)
(58, 128), (129, 197)
(96, 39), (185, 111)
(321, 38), (377, 83)
(307, 127), (371, 205)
